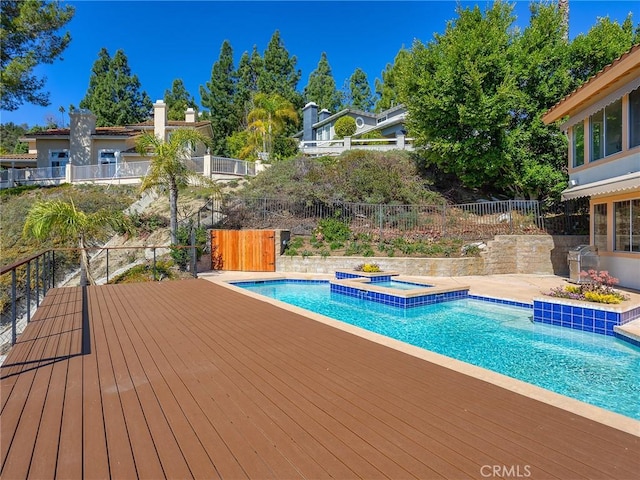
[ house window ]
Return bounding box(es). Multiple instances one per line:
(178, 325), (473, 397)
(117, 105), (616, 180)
(49, 150), (69, 176)
(630, 87), (640, 148)
(593, 203), (607, 251)
(98, 149), (119, 177)
(614, 199), (640, 252)
(589, 99), (622, 161)
(572, 122), (584, 167)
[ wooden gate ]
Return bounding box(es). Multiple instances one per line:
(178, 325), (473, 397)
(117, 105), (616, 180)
(210, 230), (276, 272)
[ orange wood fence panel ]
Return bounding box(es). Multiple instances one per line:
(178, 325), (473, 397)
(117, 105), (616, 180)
(211, 230), (276, 272)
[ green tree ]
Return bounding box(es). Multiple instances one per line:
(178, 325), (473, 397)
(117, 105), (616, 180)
(303, 52), (341, 112)
(246, 93), (298, 161)
(568, 14), (637, 87)
(0, 122), (29, 154)
(401, 2), (518, 191)
(258, 30), (303, 109)
(164, 79), (197, 121)
(0, 0), (74, 111)
(375, 48), (410, 112)
(347, 68), (374, 111)
(200, 40), (237, 156)
(79, 48), (152, 126)
(136, 128), (216, 244)
(23, 198), (129, 285)
(234, 46), (262, 127)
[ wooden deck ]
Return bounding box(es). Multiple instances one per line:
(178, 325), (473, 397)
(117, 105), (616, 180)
(1, 279), (638, 479)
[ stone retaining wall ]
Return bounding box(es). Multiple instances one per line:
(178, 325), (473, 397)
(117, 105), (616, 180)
(275, 235), (589, 277)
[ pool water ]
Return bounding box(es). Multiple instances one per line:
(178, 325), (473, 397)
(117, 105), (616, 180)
(368, 280), (431, 290)
(236, 280), (640, 420)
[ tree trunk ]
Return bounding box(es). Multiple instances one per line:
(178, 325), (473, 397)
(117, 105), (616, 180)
(78, 235), (95, 286)
(169, 180), (178, 245)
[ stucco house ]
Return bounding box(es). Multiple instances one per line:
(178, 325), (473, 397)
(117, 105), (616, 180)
(296, 102), (410, 155)
(2, 100), (212, 179)
(542, 44), (640, 290)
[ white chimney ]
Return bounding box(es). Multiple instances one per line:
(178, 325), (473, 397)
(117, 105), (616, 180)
(185, 107), (196, 123)
(153, 100), (167, 140)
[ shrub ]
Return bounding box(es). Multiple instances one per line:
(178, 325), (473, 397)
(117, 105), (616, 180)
(170, 224), (207, 271)
(314, 217), (350, 242)
(334, 116), (357, 138)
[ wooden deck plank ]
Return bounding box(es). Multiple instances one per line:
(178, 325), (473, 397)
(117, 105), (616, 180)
(223, 298), (608, 479)
(113, 283), (282, 479)
(98, 284), (198, 479)
(93, 286), (167, 479)
(2, 279), (638, 480)
(82, 287), (110, 480)
(88, 286), (138, 479)
(28, 287), (81, 479)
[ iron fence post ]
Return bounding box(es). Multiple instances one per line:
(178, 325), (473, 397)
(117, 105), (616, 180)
(52, 250), (55, 288)
(11, 269), (17, 345)
(509, 200), (513, 233)
(153, 248), (157, 281)
(106, 249), (109, 284)
(36, 254), (40, 307)
(26, 260), (31, 322)
(191, 228), (197, 278)
(43, 251), (48, 296)
(442, 204), (447, 236)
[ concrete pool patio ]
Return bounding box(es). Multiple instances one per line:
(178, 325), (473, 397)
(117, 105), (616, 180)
(1, 275), (638, 478)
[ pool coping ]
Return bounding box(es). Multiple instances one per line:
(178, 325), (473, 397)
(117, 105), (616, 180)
(207, 275), (640, 437)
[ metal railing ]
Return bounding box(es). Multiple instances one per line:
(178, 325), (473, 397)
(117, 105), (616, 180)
(1, 155), (256, 190)
(72, 161), (151, 181)
(218, 197), (544, 239)
(0, 250), (57, 349)
(1, 243), (201, 349)
(298, 137), (415, 156)
(0, 166), (66, 188)
(211, 156), (256, 176)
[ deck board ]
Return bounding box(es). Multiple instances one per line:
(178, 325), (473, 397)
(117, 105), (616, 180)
(1, 279), (639, 479)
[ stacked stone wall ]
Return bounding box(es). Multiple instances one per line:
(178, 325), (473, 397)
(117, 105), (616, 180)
(274, 234), (589, 277)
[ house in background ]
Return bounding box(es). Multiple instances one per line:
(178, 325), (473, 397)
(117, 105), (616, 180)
(21, 100), (212, 174)
(0, 101), (251, 188)
(543, 44), (640, 290)
(296, 102), (412, 156)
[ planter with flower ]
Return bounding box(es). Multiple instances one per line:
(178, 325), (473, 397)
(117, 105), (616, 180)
(546, 270), (630, 304)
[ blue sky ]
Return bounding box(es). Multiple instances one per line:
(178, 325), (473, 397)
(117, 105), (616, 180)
(2, 0), (638, 127)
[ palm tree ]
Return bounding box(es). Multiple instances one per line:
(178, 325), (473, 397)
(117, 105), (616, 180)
(23, 199), (129, 286)
(247, 93), (298, 160)
(136, 128), (216, 244)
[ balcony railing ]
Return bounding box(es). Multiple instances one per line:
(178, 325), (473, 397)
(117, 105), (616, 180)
(299, 135), (414, 156)
(0, 155), (256, 189)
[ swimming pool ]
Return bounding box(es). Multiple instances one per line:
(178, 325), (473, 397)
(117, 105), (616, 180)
(234, 280), (640, 420)
(366, 280), (432, 290)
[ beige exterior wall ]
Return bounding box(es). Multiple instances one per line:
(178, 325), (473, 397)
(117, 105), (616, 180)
(35, 139), (70, 168)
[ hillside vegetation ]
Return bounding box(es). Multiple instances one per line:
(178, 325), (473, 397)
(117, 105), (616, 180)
(237, 150), (444, 205)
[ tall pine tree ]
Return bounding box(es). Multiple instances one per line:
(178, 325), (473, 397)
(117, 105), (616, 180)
(200, 40), (237, 156)
(347, 68), (374, 111)
(234, 46), (262, 127)
(258, 30), (303, 110)
(303, 52), (341, 112)
(79, 48), (151, 126)
(164, 79), (197, 121)
(374, 49), (410, 112)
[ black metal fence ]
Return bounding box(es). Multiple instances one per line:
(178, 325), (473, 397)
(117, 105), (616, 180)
(215, 197), (548, 240)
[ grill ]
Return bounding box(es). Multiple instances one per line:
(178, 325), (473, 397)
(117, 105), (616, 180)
(567, 245), (598, 283)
